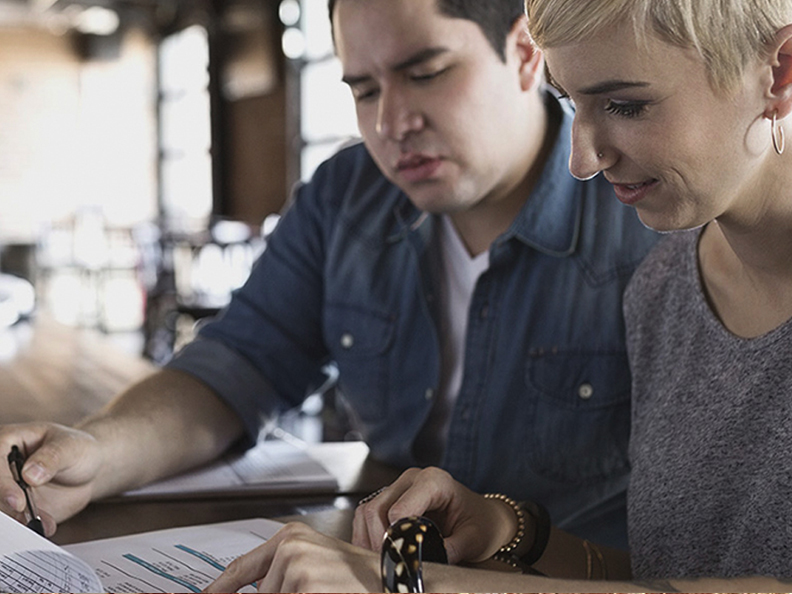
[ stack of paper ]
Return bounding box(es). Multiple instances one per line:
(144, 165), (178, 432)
(123, 437), (338, 498)
(0, 512), (283, 593)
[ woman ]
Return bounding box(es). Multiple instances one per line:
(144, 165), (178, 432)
(207, 0), (792, 590)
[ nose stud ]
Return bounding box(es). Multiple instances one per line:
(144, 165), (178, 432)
(596, 152), (604, 158)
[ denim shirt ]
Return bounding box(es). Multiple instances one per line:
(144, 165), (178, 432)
(166, 95), (659, 548)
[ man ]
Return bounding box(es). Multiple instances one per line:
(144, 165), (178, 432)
(0, 0), (657, 549)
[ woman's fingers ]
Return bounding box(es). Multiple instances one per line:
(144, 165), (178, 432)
(352, 467), (428, 551)
(205, 522), (379, 593)
(386, 467), (457, 525)
(204, 523), (302, 593)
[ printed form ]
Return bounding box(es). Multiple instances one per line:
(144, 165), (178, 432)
(0, 512), (282, 593)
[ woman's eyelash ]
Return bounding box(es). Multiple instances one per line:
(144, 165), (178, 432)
(605, 100), (648, 118)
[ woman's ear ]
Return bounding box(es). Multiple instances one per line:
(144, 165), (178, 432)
(766, 23), (792, 119)
(510, 15), (544, 92)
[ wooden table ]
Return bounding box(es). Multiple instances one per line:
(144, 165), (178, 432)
(52, 441), (399, 545)
(0, 315), (154, 425)
(1, 315), (400, 546)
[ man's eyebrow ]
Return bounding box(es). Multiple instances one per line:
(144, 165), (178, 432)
(577, 80), (650, 95)
(342, 47), (449, 86)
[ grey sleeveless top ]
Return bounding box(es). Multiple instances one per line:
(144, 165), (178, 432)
(624, 228), (792, 579)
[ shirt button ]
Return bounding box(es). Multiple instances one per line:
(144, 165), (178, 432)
(480, 304), (489, 319)
(578, 383), (594, 400)
(340, 333), (354, 349)
(425, 388), (434, 400)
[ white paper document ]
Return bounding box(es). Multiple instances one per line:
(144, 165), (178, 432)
(0, 512), (102, 593)
(0, 512), (283, 593)
(122, 437), (338, 498)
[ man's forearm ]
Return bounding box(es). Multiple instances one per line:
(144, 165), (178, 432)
(76, 368), (245, 500)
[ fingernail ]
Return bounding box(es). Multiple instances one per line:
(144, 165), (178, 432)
(5, 494), (21, 512)
(24, 463), (47, 484)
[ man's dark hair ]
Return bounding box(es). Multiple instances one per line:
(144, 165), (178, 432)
(327, 0), (525, 61)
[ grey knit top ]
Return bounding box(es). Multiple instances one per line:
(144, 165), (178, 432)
(624, 228), (792, 579)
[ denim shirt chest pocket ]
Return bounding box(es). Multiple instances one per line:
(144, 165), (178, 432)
(525, 350), (632, 484)
(324, 303), (396, 421)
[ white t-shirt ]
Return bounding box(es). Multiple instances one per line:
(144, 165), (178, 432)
(414, 215), (489, 464)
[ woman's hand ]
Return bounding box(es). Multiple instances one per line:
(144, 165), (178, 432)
(352, 467), (518, 564)
(204, 522), (380, 593)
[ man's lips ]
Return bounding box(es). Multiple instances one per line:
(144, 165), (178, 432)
(608, 178), (659, 205)
(396, 154), (443, 183)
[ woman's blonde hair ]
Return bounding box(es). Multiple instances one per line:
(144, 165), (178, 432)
(525, 0), (792, 92)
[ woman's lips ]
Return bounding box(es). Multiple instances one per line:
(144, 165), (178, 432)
(397, 155), (443, 183)
(610, 179), (659, 205)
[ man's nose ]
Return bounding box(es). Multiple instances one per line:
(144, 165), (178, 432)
(375, 87), (423, 141)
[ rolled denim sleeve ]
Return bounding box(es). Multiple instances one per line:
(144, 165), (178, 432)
(162, 151), (351, 445)
(166, 337), (277, 446)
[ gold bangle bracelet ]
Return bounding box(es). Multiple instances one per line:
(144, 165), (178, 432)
(582, 539), (607, 580)
(591, 539), (606, 579)
(582, 539), (593, 579)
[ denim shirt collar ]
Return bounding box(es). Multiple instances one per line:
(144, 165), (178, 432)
(388, 92), (581, 257)
(388, 206), (431, 244)
(506, 96), (582, 257)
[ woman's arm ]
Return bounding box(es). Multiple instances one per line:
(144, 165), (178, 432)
(424, 562), (792, 593)
(205, 521), (790, 593)
(352, 466), (631, 580)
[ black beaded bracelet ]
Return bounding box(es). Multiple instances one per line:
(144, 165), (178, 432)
(517, 499), (551, 566)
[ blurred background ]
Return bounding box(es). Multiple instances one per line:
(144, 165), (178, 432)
(0, 0), (360, 365)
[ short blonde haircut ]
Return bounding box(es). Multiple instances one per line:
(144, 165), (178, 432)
(525, 0), (792, 92)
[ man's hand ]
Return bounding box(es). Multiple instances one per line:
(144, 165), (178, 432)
(0, 423), (104, 535)
(351, 466), (518, 565)
(1, 369), (246, 537)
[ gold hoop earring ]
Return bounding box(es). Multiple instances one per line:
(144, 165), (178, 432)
(772, 111), (785, 156)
